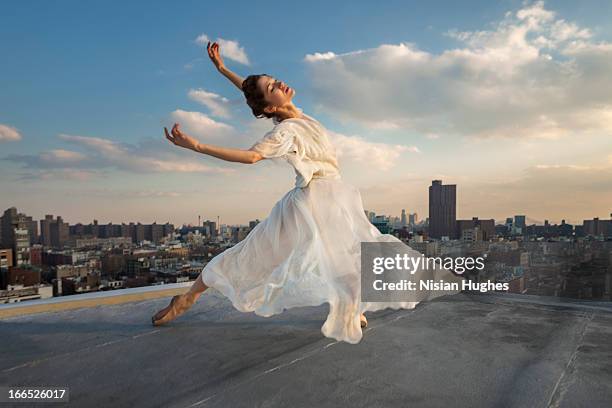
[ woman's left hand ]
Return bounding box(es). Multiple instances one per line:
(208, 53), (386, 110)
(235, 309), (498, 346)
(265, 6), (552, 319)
(164, 123), (200, 151)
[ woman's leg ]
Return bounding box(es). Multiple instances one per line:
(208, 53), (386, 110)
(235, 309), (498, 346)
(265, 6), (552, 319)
(152, 272), (209, 325)
(184, 272), (209, 301)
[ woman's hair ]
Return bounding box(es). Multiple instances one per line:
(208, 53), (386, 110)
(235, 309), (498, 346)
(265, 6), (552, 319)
(242, 74), (275, 119)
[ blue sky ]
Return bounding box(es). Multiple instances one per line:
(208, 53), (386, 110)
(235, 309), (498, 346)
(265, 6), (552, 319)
(1, 0), (611, 226)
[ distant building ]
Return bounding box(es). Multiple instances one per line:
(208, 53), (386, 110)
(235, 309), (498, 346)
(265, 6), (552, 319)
(232, 226), (251, 242)
(7, 266), (41, 287)
(203, 220), (217, 238)
(456, 217), (495, 241)
(13, 228), (30, 266)
(371, 215), (391, 234)
(40, 215), (69, 248)
(514, 215), (526, 229)
(1, 207), (38, 265)
(583, 215), (612, 238)
(428, 180), (456, 239)
(68, 220), (174, 244)
(0, 248), (13, 270)
(249, 219), (261, 230)
(43, 215), (69, 248)
(29, 244), (43, 266)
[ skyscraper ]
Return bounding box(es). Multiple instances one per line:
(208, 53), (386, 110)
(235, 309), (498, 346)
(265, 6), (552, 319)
(40, 215), (54, 247)
(40, 214), (69, 248)
(1, 207), (37, 265)
(428, 180), (456, 239)
(514, 215), (526, 229)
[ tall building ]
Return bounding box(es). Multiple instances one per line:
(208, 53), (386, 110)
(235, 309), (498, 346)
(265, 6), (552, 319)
(202, 220), (217, 238)
(428, 180), (456, 239)
(409, 212), (418, 226)
(50, 216), (69, 248)
(40, 215), (53, 246)
(40, 214), (69, 248)
(1, 207), (38, 265)
(400, 209), (407, 227)
(514, 215), (526, 229)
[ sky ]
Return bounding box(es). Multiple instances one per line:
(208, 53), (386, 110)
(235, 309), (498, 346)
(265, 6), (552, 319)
(1, 0), (611, 227)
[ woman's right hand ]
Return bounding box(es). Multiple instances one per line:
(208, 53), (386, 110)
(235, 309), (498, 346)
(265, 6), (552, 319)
(164, 123), (200, 152)
(207, 41), (224, 71)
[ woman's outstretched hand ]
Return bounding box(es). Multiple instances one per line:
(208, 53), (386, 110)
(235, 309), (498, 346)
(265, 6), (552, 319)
(207, 41), (224, 71)
(164, 123), (200, 152)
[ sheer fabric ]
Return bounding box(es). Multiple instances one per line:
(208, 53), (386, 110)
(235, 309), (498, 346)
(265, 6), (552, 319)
(201, 113), (463, 344)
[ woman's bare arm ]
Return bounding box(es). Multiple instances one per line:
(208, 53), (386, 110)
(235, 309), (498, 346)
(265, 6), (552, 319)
(164, 124), (263, 164)
(207, 42), (244, 91)
(194, 142), (263, 164)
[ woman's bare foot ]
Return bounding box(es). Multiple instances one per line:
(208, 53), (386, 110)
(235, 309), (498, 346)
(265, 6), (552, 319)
(360, 313), (368, 328)
(152, 293), (198, 326)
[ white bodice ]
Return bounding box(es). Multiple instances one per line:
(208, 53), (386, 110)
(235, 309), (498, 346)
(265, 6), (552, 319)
(249, 113), (341, 188)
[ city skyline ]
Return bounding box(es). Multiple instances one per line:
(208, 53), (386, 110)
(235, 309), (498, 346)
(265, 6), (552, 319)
(1, 1), (611, 226)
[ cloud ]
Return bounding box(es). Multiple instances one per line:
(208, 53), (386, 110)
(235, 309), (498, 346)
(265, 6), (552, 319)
(13, 169), (99, 182)
(0, 124), (22, 142)
(58, 134), (125, 156)
(327, 130), (418, 171)
(195, 34), (250, 65)
(170, 109), (234, 138)
(76, 187), (188, 198)
(304, 1), (612, 140)
(188, 88), (231, 118)
(2, 133), (237, 181)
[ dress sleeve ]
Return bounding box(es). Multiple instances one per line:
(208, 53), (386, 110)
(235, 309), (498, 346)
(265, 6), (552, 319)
(249, 126), (297, 159)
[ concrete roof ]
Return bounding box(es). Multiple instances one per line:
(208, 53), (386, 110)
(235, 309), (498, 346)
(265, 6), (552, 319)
(1, 290), (611, 407)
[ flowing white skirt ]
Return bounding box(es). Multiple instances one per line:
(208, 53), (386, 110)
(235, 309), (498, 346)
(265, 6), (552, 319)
(201, 178), (463, 344)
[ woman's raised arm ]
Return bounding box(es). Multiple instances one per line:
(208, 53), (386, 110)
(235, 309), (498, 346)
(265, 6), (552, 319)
(164, 124), (263, 164)
(207, 42), (244, 92)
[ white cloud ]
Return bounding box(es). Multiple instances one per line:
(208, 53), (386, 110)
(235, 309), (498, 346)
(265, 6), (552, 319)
(195, 34), (250, 65)
(3, 133), (237, 180)
(170, 109), (234, 138)
(0, 124), (22, 142)
(58, 134), (125, 155)
(304, 1), (612, 140)
(188, 88), (231, 118)
(39, 149), (87, 164)
(327, 130), (418, 171)
(304, 52), (337, 62)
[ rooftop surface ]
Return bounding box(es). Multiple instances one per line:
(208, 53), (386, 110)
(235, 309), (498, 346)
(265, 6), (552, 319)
(1, 289), (611, 407)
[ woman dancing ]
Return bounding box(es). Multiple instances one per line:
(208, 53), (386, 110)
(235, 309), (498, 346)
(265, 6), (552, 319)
(152, 42), (462, 344)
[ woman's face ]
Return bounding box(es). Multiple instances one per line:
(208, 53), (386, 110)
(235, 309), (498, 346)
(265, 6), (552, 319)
(257, 75), (295, 112)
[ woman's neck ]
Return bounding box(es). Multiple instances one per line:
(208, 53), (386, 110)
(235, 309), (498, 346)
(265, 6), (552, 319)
(274, 103), (303, 122)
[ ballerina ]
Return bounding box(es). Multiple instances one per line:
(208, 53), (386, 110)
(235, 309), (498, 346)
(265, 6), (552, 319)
(152, 42), (463, 344)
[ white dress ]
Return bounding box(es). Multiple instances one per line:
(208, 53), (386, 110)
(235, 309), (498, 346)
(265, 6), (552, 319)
(200, 112), (463, 344)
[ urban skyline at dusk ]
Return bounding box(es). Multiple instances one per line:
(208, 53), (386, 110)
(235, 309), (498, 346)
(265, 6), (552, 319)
(1, 1), (611, 226)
